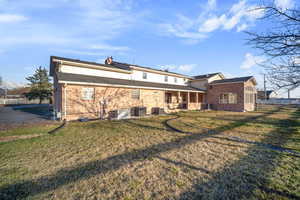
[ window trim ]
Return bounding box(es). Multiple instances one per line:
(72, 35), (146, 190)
(219, 93), (237, 104)
(165, 92), (172, 104)
(164, 75), (168, 82)
(82, 87), (94, 100)
(142, 72), (147, 79)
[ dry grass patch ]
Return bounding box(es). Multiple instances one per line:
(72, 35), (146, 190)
(0, 105), (299, 200)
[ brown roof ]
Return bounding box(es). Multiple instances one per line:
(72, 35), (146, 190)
(257, 90), (274, 99)
(57, 72), (204, 92)
(193, 72), (223, 80)
(50, 56), (128, 76)
(50, 56), (192, 78)
(7, 87), (30, 95)
(210, 76), (256, 84)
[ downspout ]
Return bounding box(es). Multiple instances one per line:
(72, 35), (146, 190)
(64, 83), (67, 120)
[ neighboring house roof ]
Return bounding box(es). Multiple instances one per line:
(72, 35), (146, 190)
(7, 87), (30, 95)
(209, 76), (256, 85)
(0, 88), (5, 96)
(193, 72), (223, 80)
(57, 72), (205, 92)
(257, 90), (275, 98)
(50, 56), (191, 78)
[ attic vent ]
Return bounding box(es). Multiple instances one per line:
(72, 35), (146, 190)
(105, 56), (113, 65)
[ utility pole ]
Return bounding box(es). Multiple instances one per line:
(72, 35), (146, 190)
(263, 74), (267, 100)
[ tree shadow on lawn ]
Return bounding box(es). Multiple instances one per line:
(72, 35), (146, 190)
(178, 108), (300, 200)
(124, 119), (170, 132)
(0, 106), (295, 199)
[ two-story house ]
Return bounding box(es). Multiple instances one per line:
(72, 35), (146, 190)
(50, 56), (257, 121)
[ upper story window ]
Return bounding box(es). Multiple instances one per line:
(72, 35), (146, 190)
(164, 75), (168, 82)
(82, 88), (94, 100)
(143, 72), (147, 79)
(174, 77), (177, 83)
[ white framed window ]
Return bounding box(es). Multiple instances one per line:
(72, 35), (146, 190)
(245, 86), (256, 104)
(82, 88), (94, 100)
(245, 93), (255, 104)
(143, 72), (147, 79)
(131, 89), (140, 100)
(219, 93), (237, 104)
(174, 77), (177, 83)
(164, 75), (168, 82)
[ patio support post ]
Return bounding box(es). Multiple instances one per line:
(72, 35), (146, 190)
(164, 90), (166, 110)
(64, 83), (67, 120)
(187, 92), (190, 109)
(196, 92), (199, 108)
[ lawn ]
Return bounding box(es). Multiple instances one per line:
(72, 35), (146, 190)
(0, 105), (299, 199)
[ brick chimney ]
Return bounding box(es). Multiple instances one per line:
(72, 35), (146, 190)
(105, 56), (113, 65)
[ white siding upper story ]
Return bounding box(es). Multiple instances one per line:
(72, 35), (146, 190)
(131, 70), (186, 85)
(60, 64), (188, 86)
(60, 65), (130, 80)
(207, 74), (223, 83)
(190, 80), (208, 90)
(190, 74), (224, 90)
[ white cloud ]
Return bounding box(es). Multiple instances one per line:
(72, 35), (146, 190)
(223, 0), (264, 31)
(178, 64), (196, 72)
(159, 64), (177, 71)
(207, 0), (217, 10)
(159, 20), (207, 42)
(0, 0), (142, 54)
(275, 0), (294, 10)
(198, 15), (226, 32)
(0, 14), (27, 23)
(240, 53), (265, 69)
(160, 0), (265, 43)
(159, 64), (196, 73)
(237, 23), (248, 32)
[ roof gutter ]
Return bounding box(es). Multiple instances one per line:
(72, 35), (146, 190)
(130, 66), (191, 79)
(52, 58), (132, 74)
(209, 77), (257, 85)
(58, 80), (205, 93)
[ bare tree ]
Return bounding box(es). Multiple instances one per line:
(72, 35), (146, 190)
(246, 1), (300, 90)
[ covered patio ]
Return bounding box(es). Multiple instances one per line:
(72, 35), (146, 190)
(164, 90), (205, 112)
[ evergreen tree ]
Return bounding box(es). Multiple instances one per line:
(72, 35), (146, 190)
(25, 66), (52, 104)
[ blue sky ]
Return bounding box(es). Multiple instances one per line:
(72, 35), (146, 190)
(0, 0), (298, 96)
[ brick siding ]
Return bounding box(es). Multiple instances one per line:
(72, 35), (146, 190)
(207, 82), (245, 112)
